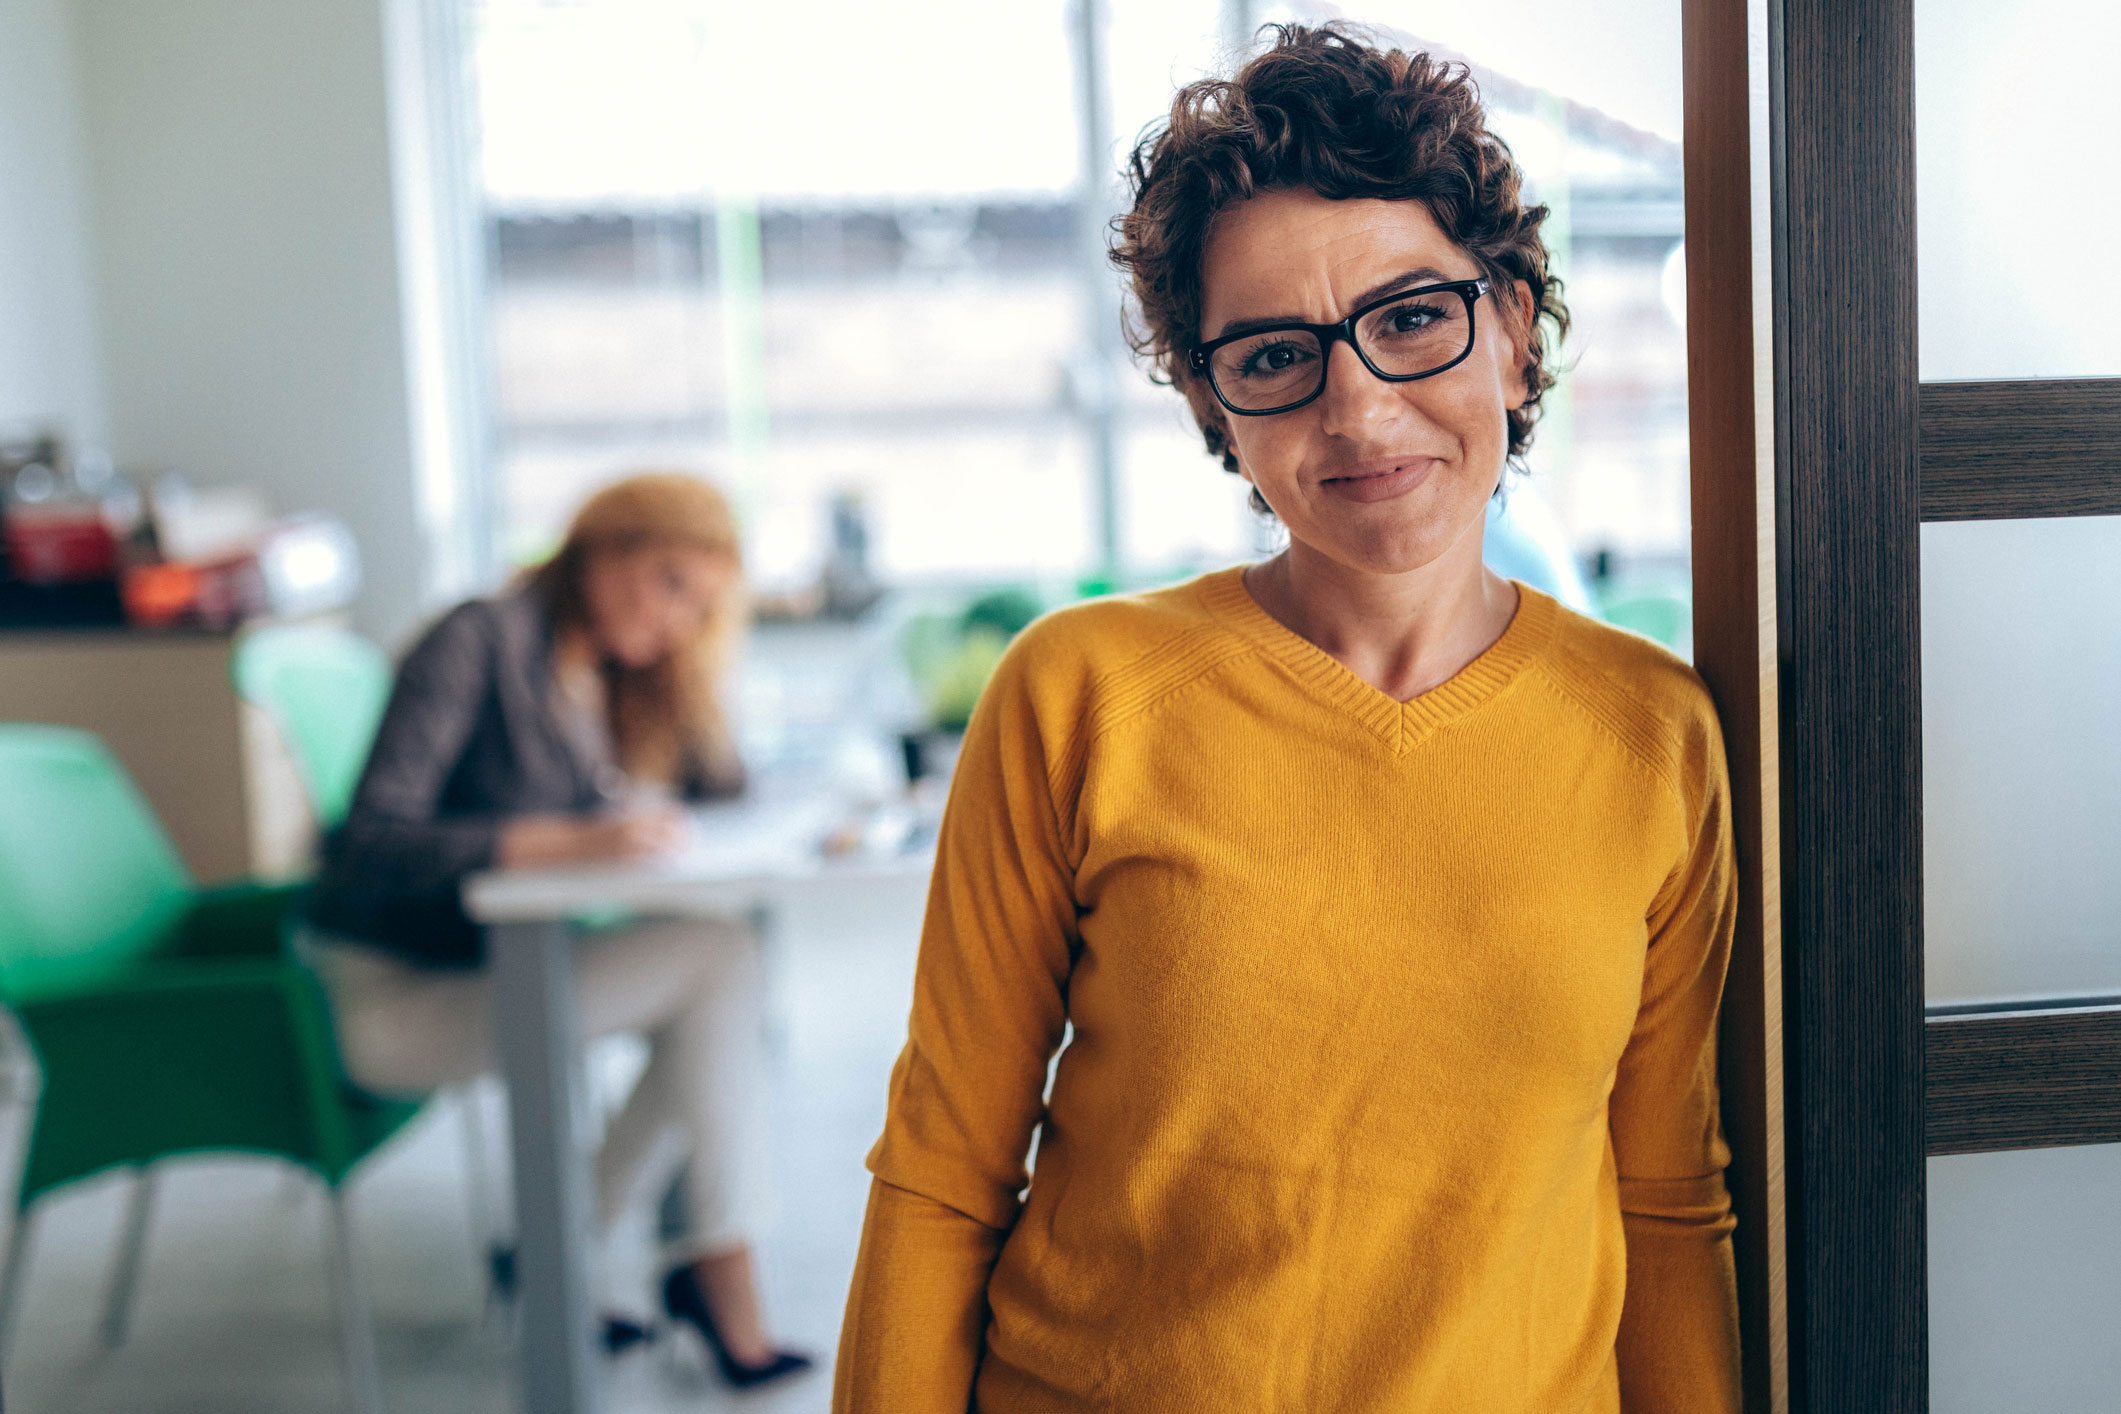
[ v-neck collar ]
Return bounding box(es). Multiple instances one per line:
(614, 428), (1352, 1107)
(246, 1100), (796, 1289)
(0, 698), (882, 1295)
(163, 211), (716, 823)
(1196, 564), (1558, 754)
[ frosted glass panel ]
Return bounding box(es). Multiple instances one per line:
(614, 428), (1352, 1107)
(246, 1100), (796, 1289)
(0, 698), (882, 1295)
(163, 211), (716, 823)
(1922, 518), (2121, 1005)
(1916, 0), (2121, 379)
(1930, 1144), (2121, 1412)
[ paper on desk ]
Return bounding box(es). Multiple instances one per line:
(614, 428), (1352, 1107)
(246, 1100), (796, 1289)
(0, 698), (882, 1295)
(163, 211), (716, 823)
(653, 792), (844, 878)
(465, 786), (913, 923)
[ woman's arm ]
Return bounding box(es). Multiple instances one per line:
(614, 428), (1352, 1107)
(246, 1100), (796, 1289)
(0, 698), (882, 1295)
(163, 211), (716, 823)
(832, 1178), (1008, 1408)
(834, 636), (1080, 1413)
(496, 809), (685, 867)
(678, 736), (747, 803)
(1610, 699), (1743, 1414)
(332, 604), (682, 884)
(328, 602), (511, 895)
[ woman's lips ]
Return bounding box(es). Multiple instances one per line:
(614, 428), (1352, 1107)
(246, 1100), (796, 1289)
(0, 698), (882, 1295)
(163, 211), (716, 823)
(1320, 458), (1438, 504)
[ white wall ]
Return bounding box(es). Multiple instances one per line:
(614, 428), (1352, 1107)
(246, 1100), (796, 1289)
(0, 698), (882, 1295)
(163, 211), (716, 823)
(0, 0), (106, 445)
(68, 0), (436, 643)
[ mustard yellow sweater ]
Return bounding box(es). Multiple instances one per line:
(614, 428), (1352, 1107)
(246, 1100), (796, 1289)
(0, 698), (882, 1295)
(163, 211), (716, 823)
(835, 569), (1740, 1413)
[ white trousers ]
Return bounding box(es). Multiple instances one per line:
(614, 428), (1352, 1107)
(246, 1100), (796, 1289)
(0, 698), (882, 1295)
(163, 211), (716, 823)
(307, 917), (775, 1265)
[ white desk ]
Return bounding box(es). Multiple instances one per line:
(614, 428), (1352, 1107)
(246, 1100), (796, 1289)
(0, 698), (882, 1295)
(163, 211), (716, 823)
(462, 791), (931, 1414)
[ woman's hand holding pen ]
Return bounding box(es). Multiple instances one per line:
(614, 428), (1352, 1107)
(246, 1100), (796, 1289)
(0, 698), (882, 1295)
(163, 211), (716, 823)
(496, 804), (688, 868)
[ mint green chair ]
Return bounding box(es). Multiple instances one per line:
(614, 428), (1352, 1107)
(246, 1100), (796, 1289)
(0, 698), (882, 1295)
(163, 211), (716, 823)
(1598, 587), (1694, 655)
(0, 725), (411, 1411)
(234, 624), (509, 1309)
(233, 624), (394, 829)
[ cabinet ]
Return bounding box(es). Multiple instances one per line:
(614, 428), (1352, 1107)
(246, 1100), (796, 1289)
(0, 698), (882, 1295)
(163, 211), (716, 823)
(0, 630), (313, 883)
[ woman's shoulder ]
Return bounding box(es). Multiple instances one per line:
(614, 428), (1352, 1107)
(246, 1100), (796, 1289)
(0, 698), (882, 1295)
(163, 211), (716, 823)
(401, 592), (499, 650)
(1016, 573), (1223, 659)
(383, 592), (548, 707)
(979, 571), (1239, 727)
(1000, 570), (1243, 692)
(1531, 592), (1726, 786)
(399, 588), (544, 663)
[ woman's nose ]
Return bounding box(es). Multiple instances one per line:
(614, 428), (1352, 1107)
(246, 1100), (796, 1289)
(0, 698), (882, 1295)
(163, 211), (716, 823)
(1314, 338), (1399, 438)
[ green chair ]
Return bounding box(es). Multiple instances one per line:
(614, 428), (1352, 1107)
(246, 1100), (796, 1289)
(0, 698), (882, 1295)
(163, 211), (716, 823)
(0, 724), (413, 1412)
(1597, 586), (1694, 656)
(233, 623), (394, 829)
(233, 624), (510, 1305)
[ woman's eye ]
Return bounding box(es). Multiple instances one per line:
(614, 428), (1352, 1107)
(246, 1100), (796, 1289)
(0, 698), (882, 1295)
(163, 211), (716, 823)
(1386, 302), (1445, 333)
(1238, 340), (1310, 378)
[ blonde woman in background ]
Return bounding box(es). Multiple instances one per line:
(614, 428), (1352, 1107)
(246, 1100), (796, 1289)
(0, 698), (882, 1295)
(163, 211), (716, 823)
(307, 473), (811, 1390)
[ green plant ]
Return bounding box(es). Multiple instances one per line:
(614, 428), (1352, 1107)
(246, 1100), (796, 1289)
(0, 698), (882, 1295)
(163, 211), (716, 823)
(899, 586), (1044, 733)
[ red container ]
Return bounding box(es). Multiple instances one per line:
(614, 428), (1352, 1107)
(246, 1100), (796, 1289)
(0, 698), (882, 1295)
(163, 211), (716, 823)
(4, 505), (119, 583)
(120, 562), (203, 627)
(121, 554), (268, 630)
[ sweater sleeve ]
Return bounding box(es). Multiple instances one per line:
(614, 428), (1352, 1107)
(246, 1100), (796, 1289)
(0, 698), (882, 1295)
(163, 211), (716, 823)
(834, 634), (1080, 1413)
(1610, 697), (1743, 1414)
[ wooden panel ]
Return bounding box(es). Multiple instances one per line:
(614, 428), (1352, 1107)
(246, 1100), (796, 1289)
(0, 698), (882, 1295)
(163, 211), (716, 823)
(1769, 0), (1928, 1408)
(1682, 0), (1786, 1406)
(1927, 993), (2121, 1019)
(1920, 379), (2121, 521)
(0, 630), (255, 882)
(1927, 1010), (2121, 1154)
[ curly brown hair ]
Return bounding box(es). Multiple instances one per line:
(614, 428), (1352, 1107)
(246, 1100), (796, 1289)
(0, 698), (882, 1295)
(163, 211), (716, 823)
(1112, 23), (1568, 498)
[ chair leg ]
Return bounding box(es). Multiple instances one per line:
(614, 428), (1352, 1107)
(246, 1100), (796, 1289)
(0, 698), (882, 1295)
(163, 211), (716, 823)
(456, 1085), (495, 1261)
(326, 1186), (387, 1414)
(100, 1165), (158, 1349)
(0, 1201), (38, 1358)
(0, 1005), (41, 1360)
(457, 1083), (517, 1323)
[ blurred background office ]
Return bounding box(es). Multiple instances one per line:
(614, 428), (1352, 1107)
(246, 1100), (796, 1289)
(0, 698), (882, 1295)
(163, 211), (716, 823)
(0, 0), (1703, 1410)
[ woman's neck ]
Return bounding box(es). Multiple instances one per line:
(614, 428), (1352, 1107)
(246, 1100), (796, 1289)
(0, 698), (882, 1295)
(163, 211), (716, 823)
(548, 622), (607, 701)
(1242, 534), (1519, 703)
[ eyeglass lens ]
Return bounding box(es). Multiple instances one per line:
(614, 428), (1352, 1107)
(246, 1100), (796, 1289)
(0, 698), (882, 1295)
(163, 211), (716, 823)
(1207, 288), (1475, 412)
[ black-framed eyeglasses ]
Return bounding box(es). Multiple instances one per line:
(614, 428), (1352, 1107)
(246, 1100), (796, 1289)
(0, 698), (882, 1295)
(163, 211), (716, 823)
(1187, 277), (1491, 417)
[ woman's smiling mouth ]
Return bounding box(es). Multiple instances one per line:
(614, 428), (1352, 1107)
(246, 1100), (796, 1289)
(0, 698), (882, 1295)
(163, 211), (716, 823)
(1319, 457), (1441, 503)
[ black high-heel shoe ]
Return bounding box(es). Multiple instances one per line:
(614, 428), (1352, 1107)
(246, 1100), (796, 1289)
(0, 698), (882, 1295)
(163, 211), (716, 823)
(599, 1314), (657, 1356)
(487, 1243), (517, 1305)
(659, 1264), (814, 1389)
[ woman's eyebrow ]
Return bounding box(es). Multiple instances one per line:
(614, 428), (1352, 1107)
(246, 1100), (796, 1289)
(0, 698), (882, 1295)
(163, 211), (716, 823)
(1210, 266), (1455, 341)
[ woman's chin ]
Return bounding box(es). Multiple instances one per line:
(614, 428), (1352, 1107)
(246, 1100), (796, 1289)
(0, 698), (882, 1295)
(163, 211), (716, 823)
(1289, 513), (1470, 581)
(604, 641), (668, 670)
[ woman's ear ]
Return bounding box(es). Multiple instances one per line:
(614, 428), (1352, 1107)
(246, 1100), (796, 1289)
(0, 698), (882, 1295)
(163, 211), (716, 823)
(1185, 380), (1242, 476)
(1501, 278), (1537, 412)
(1219, 421), (1244, 478)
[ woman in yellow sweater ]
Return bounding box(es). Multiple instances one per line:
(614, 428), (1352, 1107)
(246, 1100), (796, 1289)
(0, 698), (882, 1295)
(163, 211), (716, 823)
(836, 24), (1740, 1412)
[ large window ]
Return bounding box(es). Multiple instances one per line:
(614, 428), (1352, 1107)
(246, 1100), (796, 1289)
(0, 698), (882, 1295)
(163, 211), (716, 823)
(469, 0), (1687, 604)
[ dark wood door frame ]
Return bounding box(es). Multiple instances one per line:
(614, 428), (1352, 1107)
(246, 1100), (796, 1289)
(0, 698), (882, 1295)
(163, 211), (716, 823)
(1766, 1), (1929, 1410)
(1921, 380), (2121, 520)
(1686, 0), (2121, 1409)
(1916, 376), (2121, 1165)
(1926, 1008), (2121, 1154)
(1681, 0), (1786, 1406)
